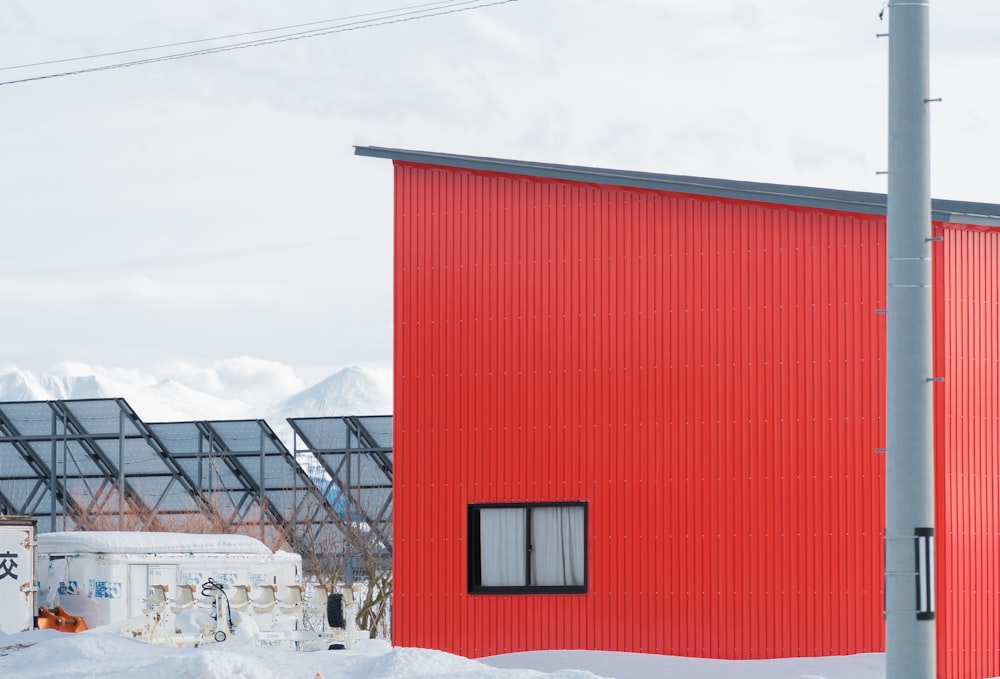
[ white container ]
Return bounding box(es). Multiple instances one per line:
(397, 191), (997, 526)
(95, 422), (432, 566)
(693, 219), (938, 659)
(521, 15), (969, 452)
(0, 517), (37, 634)
(36, 532), (301, 628)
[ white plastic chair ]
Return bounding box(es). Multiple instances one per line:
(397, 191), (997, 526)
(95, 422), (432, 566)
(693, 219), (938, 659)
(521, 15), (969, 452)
(146, 584), (169, 612)
(306, 585), (330, 614)
(171, 584), (197, 613)
(251, 585), (277, 615)
(278, 585), (305, 615)
(228, 584), (251, 611)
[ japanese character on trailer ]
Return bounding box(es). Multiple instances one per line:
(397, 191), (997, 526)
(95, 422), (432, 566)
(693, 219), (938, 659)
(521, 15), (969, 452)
(0, 552), (17, 580)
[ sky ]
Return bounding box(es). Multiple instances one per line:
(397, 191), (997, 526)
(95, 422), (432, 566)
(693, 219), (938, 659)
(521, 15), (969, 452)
(0, 630), (890, 679)
(1, 0), (999, 400)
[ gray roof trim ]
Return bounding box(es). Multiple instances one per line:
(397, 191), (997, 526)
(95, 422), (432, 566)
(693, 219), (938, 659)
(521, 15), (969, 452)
(355, 146), (1000, 226)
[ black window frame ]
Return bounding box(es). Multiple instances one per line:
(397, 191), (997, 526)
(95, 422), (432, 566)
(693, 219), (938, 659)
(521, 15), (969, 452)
(467, 501), (587, 594)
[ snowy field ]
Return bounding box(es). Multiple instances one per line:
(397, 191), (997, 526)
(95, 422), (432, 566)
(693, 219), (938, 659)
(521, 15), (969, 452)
(0, 629), (890, 679)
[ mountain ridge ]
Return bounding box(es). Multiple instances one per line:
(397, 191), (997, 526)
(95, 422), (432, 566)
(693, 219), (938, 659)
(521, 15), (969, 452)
(0, 365), (392, 427)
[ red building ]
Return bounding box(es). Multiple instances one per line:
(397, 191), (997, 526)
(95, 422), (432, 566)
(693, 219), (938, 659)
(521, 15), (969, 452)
(356, 146), (1000, 679)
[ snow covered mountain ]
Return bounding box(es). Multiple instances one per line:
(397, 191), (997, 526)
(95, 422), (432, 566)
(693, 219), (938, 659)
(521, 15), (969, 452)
(0, 368), (250, 422)
(266, 366), (392, 421)
(0, 371), (106, 402)
(0, 365), (391, 428)
(264, 366), (392, 448)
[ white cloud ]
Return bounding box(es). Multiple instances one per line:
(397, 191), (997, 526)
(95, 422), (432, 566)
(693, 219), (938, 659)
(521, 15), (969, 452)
(211, 356), (306, 404)
(151, 361), (223, 393)
(0, 277), (279, 308)
(43, 357), (307, 409)
(137, 357), (305, 406)
(0, 0), (997, 382)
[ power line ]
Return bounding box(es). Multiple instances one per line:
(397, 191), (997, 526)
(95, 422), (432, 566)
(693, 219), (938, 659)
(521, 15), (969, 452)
(0, 0), (469, 72)
(0, 0), (520, 87)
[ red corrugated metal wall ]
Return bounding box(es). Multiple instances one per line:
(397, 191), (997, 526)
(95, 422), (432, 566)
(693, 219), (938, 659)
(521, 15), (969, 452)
(392, 162), (888, 659)
(937, 223), (1000, 679)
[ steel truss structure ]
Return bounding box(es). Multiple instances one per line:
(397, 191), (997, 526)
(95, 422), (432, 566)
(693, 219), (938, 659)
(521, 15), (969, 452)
(0, 399), (362, 557)
(289, 416), (393, 551)
(0, 399), (204, 532)
(146, 419), (346, 550)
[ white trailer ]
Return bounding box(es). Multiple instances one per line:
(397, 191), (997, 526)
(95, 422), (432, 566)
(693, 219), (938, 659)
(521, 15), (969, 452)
(0, 517), (36, 635)
(35, 531), (301, 628)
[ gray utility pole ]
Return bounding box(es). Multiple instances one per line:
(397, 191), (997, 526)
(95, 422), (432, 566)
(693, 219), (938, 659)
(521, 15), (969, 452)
(885, 2), (936, 679)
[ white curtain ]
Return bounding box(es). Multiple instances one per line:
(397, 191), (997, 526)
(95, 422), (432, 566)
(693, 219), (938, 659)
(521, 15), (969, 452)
(480, 508), (527, 586)
(530, 506), (585, 586)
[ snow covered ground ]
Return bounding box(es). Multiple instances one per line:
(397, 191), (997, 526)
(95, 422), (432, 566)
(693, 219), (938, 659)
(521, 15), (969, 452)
(0, 629), (888, 679)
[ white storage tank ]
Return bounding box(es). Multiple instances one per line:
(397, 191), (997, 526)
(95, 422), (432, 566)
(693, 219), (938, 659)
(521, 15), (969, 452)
(36, 532), (301, 628)
(0, 516), (37, 635)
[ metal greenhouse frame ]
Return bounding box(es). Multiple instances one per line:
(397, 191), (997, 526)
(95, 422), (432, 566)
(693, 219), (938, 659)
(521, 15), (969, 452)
(0, 399), (356, 559)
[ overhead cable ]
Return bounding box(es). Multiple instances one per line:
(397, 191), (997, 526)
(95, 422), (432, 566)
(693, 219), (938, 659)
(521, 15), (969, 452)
(0, 0), (469, 72)
(0, 0), (519, 87)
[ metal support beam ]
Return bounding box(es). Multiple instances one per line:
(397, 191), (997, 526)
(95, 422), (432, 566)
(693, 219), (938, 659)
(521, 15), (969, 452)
(259, 425), (266, 542)
(119, 408), (125, 530)
(886, 2), (936, 678)
(50, 409), (57, 532)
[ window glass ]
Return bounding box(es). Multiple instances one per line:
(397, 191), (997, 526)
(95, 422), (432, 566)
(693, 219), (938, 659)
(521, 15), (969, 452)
(480, 507), (527, 586)
(469, 502), (586, 593)
(530, 506), (585, 587)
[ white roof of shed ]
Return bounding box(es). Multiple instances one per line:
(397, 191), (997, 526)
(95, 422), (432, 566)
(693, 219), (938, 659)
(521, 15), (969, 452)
(37, 531), (272, 555)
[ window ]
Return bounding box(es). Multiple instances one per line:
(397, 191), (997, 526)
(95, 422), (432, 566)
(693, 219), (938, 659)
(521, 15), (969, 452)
(468, 502), (586, 593)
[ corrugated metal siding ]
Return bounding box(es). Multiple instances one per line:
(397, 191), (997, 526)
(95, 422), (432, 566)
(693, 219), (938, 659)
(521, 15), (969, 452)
(938, 223), (1000, 679)
(393, 162), (887, 659)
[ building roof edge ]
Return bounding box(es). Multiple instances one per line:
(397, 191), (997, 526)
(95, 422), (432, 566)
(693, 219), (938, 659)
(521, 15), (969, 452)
(354, 145), (1000, 225)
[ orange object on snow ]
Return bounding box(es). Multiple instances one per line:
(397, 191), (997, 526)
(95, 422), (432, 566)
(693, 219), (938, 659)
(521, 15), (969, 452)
(36, 605), (88, 633)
